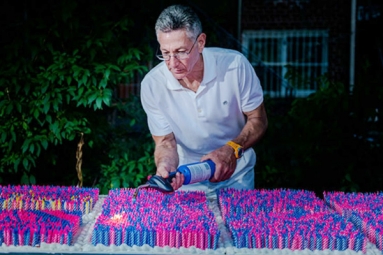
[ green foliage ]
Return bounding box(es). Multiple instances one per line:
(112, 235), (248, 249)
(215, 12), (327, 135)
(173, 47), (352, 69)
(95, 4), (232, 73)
(96, 96), (155, 194)
(0, 1), (149, 186)
(256, 71), (383, 195)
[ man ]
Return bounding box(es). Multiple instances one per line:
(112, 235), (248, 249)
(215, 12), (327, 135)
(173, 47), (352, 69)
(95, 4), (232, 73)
(140, 4), (268, 197)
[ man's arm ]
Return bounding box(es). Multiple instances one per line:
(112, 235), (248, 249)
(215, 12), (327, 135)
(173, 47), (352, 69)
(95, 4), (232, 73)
(152, 132), (184, 189)
(201, 102), (268, 182)
(230, 102), (268, 150)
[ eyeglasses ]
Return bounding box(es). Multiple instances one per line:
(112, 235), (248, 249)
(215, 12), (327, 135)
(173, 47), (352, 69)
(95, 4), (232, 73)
(156, 35), (199, 61)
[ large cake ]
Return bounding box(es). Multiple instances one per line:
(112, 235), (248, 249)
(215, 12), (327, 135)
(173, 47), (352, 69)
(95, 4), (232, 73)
(1, 185), (382, 255)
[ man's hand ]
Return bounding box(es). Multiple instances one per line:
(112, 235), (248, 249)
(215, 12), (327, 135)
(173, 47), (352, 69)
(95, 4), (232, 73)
(153, 133), (183, 191)
(156, 163), (184, 191)
(201, 144), (237, 182)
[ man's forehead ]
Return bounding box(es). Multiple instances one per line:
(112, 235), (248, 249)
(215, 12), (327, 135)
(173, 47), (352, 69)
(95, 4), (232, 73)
(158, 29), (188, 38)
(157, 30), (192, 48)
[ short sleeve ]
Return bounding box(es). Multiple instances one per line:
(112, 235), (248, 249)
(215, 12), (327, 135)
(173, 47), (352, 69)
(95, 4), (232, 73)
(238, 55), (264, 113)
(140, 77), (173, 136)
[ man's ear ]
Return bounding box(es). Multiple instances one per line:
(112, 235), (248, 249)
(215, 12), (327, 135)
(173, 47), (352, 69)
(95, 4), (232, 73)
(197, 33), (207, 52)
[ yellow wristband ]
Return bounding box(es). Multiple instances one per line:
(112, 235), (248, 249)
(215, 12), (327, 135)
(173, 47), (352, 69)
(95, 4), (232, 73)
(226, 141), (244, 159)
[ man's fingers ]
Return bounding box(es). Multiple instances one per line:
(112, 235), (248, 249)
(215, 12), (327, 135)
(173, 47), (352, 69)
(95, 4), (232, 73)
(171, 172), (184, 190)
(156, 167), (170, 178)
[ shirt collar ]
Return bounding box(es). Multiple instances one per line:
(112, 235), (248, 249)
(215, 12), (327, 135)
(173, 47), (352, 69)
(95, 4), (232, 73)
(201, 48), (216, 85)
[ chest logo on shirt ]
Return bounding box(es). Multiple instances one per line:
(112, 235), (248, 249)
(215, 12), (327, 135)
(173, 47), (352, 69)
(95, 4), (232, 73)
(223, 101), (228, 105)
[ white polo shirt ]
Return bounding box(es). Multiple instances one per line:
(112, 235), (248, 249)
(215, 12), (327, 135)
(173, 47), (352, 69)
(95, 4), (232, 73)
(140, 47), (263, 195)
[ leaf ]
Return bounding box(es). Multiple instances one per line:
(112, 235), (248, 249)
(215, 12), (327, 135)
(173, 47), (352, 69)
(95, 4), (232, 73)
(82, 74), (88, 86)
(21, 173), (29, 184)
(86, 39), (92, 49)
(87, 92), (98, 105)
(99, 79), (107, 88)
(22, 158), (29, 171)
(95, 97), (103, 109)
(67, 87), (76, 97)
(78, 86), (84, 97)
(29, 143), (35, 154)
(14, 158), (20, 172)
(29, 174), (36, 184)
(33, 109), (40, 119)
(102, 94), (111, 106)
(122, 178), (130, 188)
(41, 139), (48, 150)
(104, 68), (110, 80)
(136, 173), (144, 180)
(50, 121), (60, 136)
(29, 156), (36, 168)
(0, 132), (6, 143)
(43, 101), (50, 114)
(91, 76), (97, 86)
(5, 103), (13, 115)
(35, 143), (41, 156)
(41, 84), (49, 94)
(22, 139), (31, 153)
(111, 176), (121, 189)
(128, 162), (136, 173)
(72, 65), (81, 77)
(66, 94), (71, 104)
(138, 156), (146, 163)
(133, 49), (141, 60)
(67, 76), (72, 85)
(109, 64), (121, 72)
(103, 88), (112, 98)
(46, 114), (52, 124)
(0, 100), (7, 111)
(117, 55), (124, 65)
(15, 102), (22, 113)
(94, 64), (106, 73)
(11, 131), (16, 142)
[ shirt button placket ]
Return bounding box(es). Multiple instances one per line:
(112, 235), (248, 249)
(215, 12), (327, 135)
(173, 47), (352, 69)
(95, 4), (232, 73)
(196, 95), (204, 117)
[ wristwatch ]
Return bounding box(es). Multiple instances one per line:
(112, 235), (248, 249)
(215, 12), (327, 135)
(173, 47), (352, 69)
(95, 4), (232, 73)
(226, 141), (244, 159)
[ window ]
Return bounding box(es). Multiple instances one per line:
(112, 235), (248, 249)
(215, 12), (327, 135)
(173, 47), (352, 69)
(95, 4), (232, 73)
(242, 30), (329, 97)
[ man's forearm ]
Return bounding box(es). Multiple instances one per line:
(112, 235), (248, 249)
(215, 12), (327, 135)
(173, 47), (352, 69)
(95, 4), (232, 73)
(232, 103), (268, 149)
(233, 117), (268, 150)
(153, 133), (179, 172)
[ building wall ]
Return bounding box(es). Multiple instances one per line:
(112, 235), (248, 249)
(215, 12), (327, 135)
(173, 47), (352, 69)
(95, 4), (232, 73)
(241, 0), (351, 86)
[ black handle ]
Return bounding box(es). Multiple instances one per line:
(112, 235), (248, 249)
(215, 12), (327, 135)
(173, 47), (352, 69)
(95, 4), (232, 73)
(146, 171), (178, 193)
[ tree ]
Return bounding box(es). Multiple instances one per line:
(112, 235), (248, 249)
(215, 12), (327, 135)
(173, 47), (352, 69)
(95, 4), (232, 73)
(0, 1), (154, 190)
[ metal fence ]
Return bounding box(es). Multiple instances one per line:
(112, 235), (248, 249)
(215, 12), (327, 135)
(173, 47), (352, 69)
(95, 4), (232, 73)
(242, 30), (329, 98)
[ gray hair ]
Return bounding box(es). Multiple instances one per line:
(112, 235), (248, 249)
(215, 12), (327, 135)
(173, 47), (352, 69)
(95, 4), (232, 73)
(155, 5), (202, 41)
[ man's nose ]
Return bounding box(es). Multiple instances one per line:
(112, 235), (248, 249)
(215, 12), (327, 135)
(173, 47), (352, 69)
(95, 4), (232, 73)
(167, 56), (180, 67)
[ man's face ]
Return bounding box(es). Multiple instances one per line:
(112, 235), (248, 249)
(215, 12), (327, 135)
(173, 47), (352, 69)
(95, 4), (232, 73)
(157, 30), (202, 80)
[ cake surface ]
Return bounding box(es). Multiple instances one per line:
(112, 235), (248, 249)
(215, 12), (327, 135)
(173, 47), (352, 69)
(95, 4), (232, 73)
(1, 186), (383, 255)
(0, 185), (98, 248)
(218, 189), (368, 251)
(325, 191), (383, 253)
(91, 188), (220, 249)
